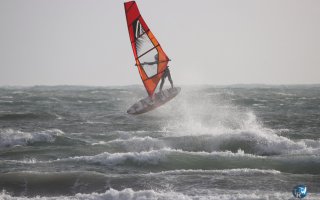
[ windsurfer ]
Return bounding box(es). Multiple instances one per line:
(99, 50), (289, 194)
(152, 54), (174, 92)
(125, 1), (180, 114)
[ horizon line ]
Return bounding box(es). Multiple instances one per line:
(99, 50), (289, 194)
(1, 83), (320, 88)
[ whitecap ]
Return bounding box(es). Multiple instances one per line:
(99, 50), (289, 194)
(147, 168), (281, 176)
(0, 129), (64, 148)
(60, 148), (261, 166)
(0, 188), (191, 200)
(1, 188), (319, 200)
(162, 110), (320, 156)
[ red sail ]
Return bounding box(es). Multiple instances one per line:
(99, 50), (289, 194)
(124, 1), (169, 97)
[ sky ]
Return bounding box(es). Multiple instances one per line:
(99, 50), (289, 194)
(0, 0), (319, 86)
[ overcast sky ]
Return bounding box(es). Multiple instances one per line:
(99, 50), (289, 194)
(0, 0), (319, 86)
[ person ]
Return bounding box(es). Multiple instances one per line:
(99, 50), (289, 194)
(159, 67), (174, 93)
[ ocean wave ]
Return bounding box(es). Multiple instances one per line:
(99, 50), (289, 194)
(2, 170), (320, 199)
(0, 95), (14, 99)
(0, 129), (64, 148)
(161, 111), (320, 156)
(62, 148), (261, 166)
(1, 188), (319, 200)
(101, 130), (320, 158)
(4, 149), (319, 175)
(0, 100), (14, 103)
(0, 188), (190, 200)
(0, 168), (281, 179)
(273, 92), (297, 96)
(147, 168), (281, 176)
(84, 121), (111, 125)
(92, 137), (166, 152)
(66, 148), (169, 166)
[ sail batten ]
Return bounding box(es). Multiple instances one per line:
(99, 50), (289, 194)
(138, 45), (159, 59)
(124, 1), (169, 97)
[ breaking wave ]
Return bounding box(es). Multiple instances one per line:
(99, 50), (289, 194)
(147, 168), (281, 176)
(93, 110), (320, 156)
(1, 189), (189, 200)
(92, 136), (166, 152)
(158, 109), (320, 156)
(1, 188), (319, 200)
(64, 148), (260, 166)
(95, 131), (320, 157)
(0, 129), (64, 148)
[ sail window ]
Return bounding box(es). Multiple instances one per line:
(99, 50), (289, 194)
(134, 21), (154, 57)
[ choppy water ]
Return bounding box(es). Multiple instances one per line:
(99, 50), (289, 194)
(0, 85), (319, 200)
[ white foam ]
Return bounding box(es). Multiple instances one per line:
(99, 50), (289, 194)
(6, 147), (318, 166)
(162, 109), (320, 156)
(63, 148), (261, 166)
(147, 168), (281, 176)
(106, 136), (159, 144)
(95, 136), (166, 152)
(0, 100), (13, 103)
(1, 188), (319, 200)
(20, 158), (38, 164)
(1, 96), (14, 99)
(91, 141), (108, 146)
(84, 121), (111, 125)
(0, 188), (191, 200)
(273, 92), (296, 96)
(68, 149), (167, 166)
(0, 129), (64, 148)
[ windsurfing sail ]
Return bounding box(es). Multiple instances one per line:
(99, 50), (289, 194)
(124, 1), (170, 97)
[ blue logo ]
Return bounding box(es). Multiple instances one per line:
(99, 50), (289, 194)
(292, 184), (307, 199)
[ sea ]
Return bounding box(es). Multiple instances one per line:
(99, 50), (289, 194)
(0, 85), (319, 200)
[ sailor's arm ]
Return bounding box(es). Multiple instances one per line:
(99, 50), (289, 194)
(135, 61), (158, 66)
(135, 58), (171, 66)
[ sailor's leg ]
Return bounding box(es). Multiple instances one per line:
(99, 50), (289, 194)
(167, 71), (174, 88)
(159, 75), (165, 92)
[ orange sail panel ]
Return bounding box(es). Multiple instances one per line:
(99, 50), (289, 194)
(124, 1), (169, 97)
